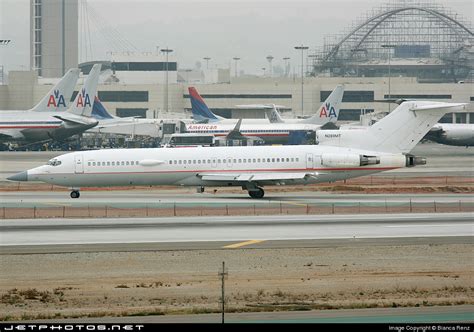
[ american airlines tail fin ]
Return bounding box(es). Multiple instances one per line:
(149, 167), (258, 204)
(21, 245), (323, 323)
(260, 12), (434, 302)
(189, 87), (224, 122)
(317, 101), (467, 153)
(91, 97), (115, 120)
(267, 104), (285, 123)
(68, 64), (101, 117)
(300, 84), (344, 125)
(31, 68), (80, 112)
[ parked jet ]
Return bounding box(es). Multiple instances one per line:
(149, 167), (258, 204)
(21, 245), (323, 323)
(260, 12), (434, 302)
(424, 123), (474, 147)
(8, 101), (466, 199)
(0, 65), (101, 143)
(186, 86), (344, 144)
(87, 97), (161, 138)
(188, 85), (343, 125)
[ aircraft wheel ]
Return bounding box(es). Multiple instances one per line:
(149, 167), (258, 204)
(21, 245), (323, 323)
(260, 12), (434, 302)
(248, 188), (264, 199)
(70, 190), (80, 199)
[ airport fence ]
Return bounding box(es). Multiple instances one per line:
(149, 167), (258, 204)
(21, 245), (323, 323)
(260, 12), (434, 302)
(1, 200), (473, 219)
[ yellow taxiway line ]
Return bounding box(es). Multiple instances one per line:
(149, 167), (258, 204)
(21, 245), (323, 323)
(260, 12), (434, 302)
(223, 239), (266, 249)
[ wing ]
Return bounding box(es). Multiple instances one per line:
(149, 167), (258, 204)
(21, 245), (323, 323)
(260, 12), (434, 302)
(198, 172), (319, 185)
(53, 114), (98, 126)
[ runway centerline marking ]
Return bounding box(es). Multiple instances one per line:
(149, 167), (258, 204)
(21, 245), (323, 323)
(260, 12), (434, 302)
(223, 240), (266, 249)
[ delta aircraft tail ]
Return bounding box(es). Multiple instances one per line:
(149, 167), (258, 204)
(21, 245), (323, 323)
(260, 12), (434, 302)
(91, 97), (115, 120)
(317, 101), (467, 153)
(31, 68), (80, 112)
(189, 87), (224, 122)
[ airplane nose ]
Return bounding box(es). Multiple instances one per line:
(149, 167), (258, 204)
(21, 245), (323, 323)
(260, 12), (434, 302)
(7, 171), (28, 182)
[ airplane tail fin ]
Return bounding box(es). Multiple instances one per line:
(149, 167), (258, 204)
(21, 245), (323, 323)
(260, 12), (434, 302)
(189, 87), (222, 122)
(68, 64), (101, 117)
(267, 104), (285, 123)
(317, 101), (467, 153)
(31, 68), (80, 112)
(91, 97), (115, 120)
(300, 84), (344, 125)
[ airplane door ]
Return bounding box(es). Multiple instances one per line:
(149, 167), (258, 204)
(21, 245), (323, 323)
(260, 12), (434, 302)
(306, 153), (314, 169)
(74, 154), (84, 174)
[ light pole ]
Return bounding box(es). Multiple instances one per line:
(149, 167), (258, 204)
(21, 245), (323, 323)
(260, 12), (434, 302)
(295, 45), (309, 116)
(266, 55), (274, 77)
(233, 57), (240, 78)
(283, 57), (290, 77)
(203, 57), (211, 69)
(381, 44), (396, 111)
(161, 47), (173, 113)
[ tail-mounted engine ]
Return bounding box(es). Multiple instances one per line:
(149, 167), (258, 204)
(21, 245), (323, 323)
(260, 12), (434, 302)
(405, 154), (426, 167)
(321, 153), (380, 168)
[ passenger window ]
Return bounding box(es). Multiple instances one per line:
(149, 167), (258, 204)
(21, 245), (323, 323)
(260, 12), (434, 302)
(193, 160), (196, 164)
(107, 162), (111, 166)
(179, 160), (182, 164)
(174, 160), (177, 164)
(198, 160), (201, 164)
(207, 159), (211, 163)
(277, 158), (280, 162)
(296, 158), (299, 162)
(136, 161), (139, 165)
(238, 159), (241, 163)
(121, 161), (125, 166)
(88, 162), (91, 166)
(233, 159), (237, 163)
(184, 160), (187, 164)
(169, 161), (172, 164)
(257, 159), (260, 162)
(218, 159), (221, 163)
(126, 161), (129, 165)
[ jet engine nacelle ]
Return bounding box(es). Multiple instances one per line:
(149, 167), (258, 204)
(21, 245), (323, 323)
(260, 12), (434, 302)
(321, 153), (380, 168)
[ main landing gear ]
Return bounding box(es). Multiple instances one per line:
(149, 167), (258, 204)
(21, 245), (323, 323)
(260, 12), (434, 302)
(70, 190), (80, 199)
(248, 187), (264, 199)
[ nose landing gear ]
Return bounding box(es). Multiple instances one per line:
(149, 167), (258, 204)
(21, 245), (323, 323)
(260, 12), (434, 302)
(70, 190), (80, 199)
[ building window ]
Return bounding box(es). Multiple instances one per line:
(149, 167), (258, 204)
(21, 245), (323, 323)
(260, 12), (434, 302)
(112, 62), (177, 71)
(338, 109), (374, 121)
(98, 91), (149, 102)
(184, 93), (292, 99)
(384, 94), (452, 99)
(321, 90), (374, 102)
(116, 108), (148, 118)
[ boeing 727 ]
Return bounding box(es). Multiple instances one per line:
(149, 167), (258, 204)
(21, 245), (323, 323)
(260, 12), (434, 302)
(8, 101), (466, 198)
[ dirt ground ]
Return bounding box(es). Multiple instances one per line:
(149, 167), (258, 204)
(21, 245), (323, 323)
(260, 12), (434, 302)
(0, 243), (472, 320)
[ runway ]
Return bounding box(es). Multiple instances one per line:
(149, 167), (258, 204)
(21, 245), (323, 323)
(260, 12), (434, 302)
(1, 213), (472, 250)
(1, 190), (472, 208)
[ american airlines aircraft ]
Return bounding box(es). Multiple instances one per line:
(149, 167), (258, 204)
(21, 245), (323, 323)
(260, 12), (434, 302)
(189, 85), (343, 126)
(186, 86), (343, 144)
(8, 101), (466, 199)
(424, 123), (474, 147)
(0, 65), (101, 144)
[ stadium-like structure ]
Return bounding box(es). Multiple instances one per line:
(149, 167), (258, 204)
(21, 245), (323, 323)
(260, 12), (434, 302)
(309, 0), (473, 83)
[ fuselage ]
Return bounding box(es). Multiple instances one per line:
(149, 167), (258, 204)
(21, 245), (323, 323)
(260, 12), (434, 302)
(0, 110), (96, 142)
(25, 145), (407, 188)
(426, 123), (474, 147)
(185, 123), (322, 144)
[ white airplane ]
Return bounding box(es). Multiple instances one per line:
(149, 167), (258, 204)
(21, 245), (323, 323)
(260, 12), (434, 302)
(424, 123), (474, 147)
(86, 97), (161, 138)
(0, 65), (101, 144)
(8, 101), (466, 199)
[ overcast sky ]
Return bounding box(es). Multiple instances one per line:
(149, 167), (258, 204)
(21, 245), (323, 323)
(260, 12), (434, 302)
(1, 0), (472, 76)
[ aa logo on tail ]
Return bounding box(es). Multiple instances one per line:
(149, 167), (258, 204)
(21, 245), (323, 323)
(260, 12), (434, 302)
(319, 102), (337, 118)
(47, 89), (67, 108)
(76, 88), (91, 107)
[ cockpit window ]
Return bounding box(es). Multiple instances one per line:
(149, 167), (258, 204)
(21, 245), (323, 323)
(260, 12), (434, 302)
(47, 159), (62, 166)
